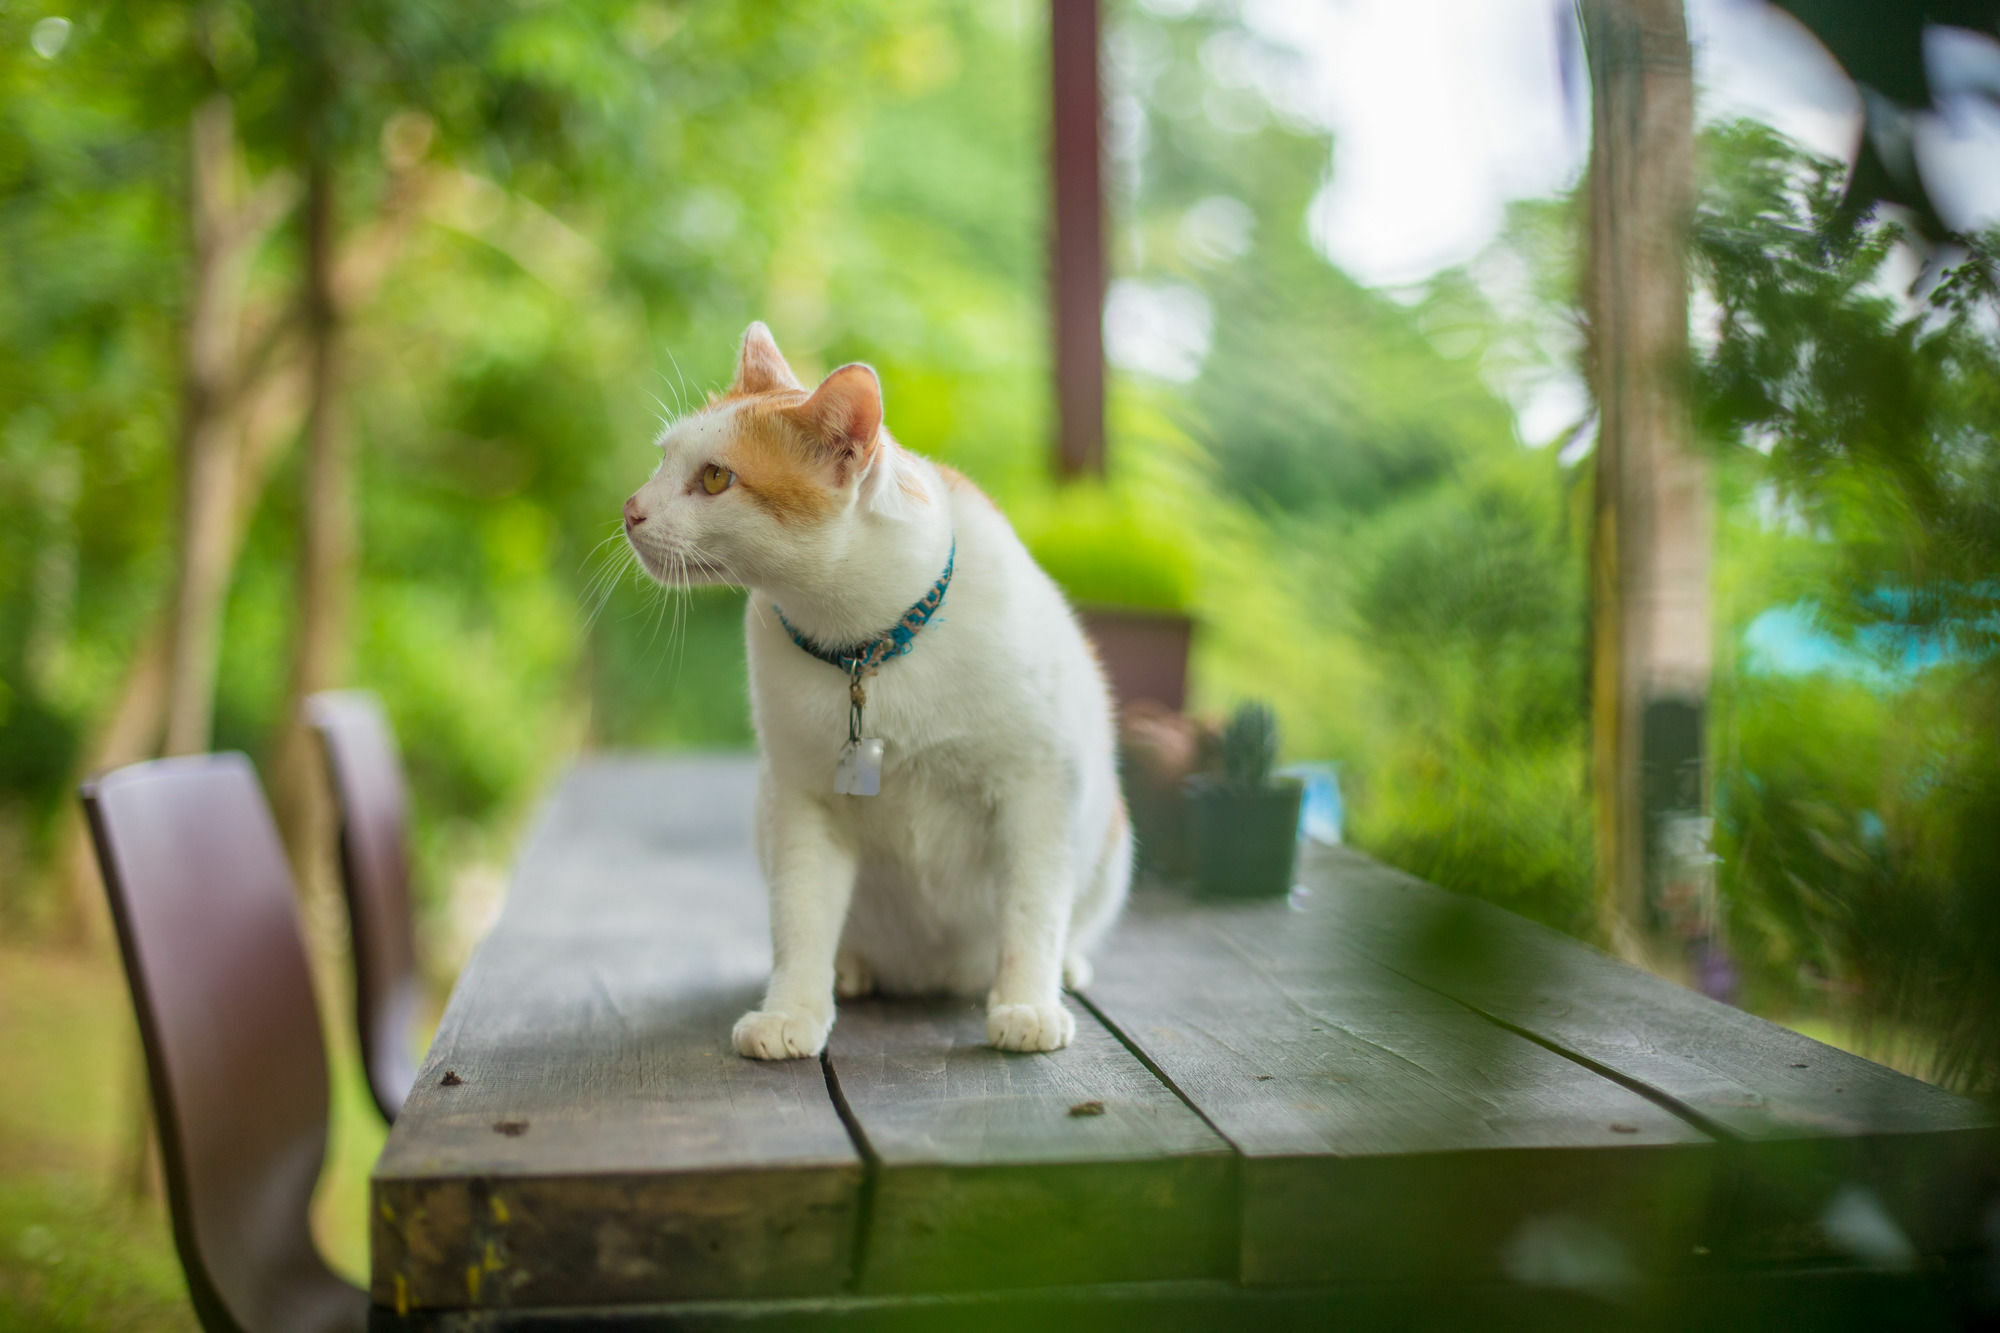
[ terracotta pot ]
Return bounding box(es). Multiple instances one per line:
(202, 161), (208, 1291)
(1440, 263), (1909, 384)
(1078, 607), (1194, 713)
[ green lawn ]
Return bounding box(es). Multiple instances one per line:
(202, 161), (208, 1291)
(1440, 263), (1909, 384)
(0, 941), (388, 1332)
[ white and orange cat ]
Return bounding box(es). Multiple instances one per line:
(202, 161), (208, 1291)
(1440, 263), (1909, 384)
(622, 323), (1130, 1058)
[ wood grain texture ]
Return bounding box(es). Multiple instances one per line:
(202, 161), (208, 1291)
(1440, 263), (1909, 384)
(372, 754), (1995, 1317)
(365, 1264), (1996, 1333)
(372, 758), (863, 1311)
(1080, 889), (1717, 1286)
(1300, 846), (1999, 1260)
(826, 999), (1233, 1292)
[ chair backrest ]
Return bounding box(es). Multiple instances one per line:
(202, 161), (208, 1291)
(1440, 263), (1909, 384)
(82, 753), (363, 1333)
(306, 690), (418, 1123)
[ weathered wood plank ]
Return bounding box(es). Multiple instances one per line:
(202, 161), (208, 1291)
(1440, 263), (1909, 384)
(1080, 889), (1717, 1287)
(372, 758), (864, 1311)
(373, 753), (1996, 1317)
(826, 998), (1234, 1293)
(367, 1264), (1995, 1333)
(1302, 846), (1998, 1261)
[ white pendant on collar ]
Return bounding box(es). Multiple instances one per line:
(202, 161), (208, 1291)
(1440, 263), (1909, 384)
(835, 737), (884, 796)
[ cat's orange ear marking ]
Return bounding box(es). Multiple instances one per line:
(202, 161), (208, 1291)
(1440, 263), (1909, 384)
(786, 363), (883, 465)
(731, 321), (803, 396)
(936, 463), (997, 509)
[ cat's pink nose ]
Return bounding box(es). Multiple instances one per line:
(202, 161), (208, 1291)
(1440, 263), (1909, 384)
(623, 495), (647, 529)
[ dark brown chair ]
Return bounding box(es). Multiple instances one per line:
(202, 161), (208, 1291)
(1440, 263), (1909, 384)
(306, 690), (420, 1125)
(81, 753), (367, 1333)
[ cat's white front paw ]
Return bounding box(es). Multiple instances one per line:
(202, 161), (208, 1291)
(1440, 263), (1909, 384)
(1062, 954), (1094, 990)
(986, 1000), (1076, 1052)
(732, 1006), (831, 1060)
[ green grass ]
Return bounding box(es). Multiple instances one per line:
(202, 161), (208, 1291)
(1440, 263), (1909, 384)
(0, 940), (390, 1331)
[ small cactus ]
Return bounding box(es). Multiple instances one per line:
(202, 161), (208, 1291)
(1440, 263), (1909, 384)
(1220, 701), (1279, 791)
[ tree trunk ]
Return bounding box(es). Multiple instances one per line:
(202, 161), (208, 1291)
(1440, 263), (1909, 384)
(1581, 0), (1710, 964)
(47, 95), (286, 945)
(162, 96), (250, 758)
(47, 340), (312, 945)
(268, 143), (351, 888)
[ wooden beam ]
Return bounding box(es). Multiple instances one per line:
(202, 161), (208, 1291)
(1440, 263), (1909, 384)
(1050, 0), (1106, 479)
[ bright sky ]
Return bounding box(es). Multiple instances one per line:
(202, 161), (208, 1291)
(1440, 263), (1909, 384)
(1250, 0), (2000, 288)
(1111, 0), (2000, 441)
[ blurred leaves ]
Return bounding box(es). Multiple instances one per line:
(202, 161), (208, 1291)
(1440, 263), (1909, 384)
(0, 0), (1052, 921)
(1695, 121), (2000, 1092)
(9, 0), (1997, 1100)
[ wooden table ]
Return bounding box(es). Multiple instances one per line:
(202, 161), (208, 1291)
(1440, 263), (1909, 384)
(370, 756), (1996, 1330)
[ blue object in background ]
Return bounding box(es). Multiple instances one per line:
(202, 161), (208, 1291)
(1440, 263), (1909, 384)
(1743, 596), (1990, 687)
(1280, 763), (1343, 844)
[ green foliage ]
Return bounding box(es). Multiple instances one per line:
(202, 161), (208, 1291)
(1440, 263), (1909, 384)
(0, 0), (1596, 958)
(1016, 486), (1196, 612)
(1098, 1), (1595, 935)
(1340, 447), (1594, 936)
(0, 0), (1053, 923)
(1694, 120), (2000, 1091)
(1105, 6), (1519, 520)
(1219, 700), (1279, 791)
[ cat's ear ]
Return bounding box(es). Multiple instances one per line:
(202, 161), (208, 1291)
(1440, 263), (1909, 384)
(731, 321), (803, 395)
(786, 363), (883, 468)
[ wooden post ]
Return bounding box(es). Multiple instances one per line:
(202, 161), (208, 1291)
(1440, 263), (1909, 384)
(1050, 0), (1106, 479)
(1580, 0), (1709, 961)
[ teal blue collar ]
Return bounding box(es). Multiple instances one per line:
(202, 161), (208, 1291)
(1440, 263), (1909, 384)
(774, 542), (954, 676)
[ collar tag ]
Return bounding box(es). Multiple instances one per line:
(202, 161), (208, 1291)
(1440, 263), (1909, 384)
(836, 664), (883, 796)
(773, 541), (953, 797)
(835, 737), (884, 797)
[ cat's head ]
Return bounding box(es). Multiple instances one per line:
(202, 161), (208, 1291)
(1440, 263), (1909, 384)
(623, 322), (898, 590)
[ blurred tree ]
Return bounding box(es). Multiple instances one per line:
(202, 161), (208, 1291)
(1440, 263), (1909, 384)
(1693, 122), (2000, 1090)
(265, 0), (353, 884)
(1578, 0), (1710, 965)
(0, 1), (1063, 937)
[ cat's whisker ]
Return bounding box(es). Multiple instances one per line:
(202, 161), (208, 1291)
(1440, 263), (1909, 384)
(668, 548), (690, 681)
(644, 561), (673, 651)
(578, 522), (626, 568)
(600, 540), (648, 628)
(577, 539), (626, 607)
(578, 526), (639, 633)
(584, 524), (634, 582)
(662, 348), (694, 417)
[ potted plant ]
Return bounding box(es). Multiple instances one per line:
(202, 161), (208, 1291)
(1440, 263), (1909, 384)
(1019, 487), (1196, 712)
(1118, 700), (1219, 881)
(1187, 702), (1304, 900)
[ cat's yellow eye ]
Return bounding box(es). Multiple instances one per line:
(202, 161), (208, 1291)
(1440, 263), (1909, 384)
(700, 463), (734, 495)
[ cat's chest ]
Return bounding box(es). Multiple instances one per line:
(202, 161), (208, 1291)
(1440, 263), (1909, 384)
(761, 664), (970, 769)
(755, 654), (1049, 804)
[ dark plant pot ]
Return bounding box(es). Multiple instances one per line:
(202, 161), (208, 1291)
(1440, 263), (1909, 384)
(1187, 777), (1305, 900)
(1078, 607), (1194, 713)
(1123, 762), (1193, 881)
